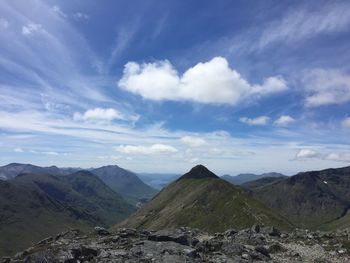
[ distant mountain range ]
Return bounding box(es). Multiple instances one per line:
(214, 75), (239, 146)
(138, 173), (180, 189)
(0, 163), (158, 205)
(118, 165), (292, 233)
(0, 170), (134, 256)
(240, 176), (288, 190)
(0, 163), (80, 180)
(222, 172), (287, 185)
(2, 162), (350, 257)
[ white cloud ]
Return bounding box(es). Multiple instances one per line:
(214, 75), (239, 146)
(324, 153), (350, 162)
(116, 144), (178, 155)
(73, 12), (89, 20)
(118, 57), (287, 105)
(239, 116), (270, 126)
(14, 147), (23, 152)
(180, 136), (207, 147)
(22, 23), (44, 36)
(296, 149), (319, 159)
(303, 69), (350, 107)
(295, 149), (350, 163)
(73, 108), (139, 122)
(0, 18), (9, 29)
(44, 151), (59, 155)
(341, 117), (350, 128)
(51, 5), (67, 18)
(274, 115), (295, 126)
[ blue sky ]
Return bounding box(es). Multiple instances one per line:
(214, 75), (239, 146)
(0, 0), (350, 175)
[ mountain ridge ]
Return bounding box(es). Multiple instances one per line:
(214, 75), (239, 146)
(222, 172), (287, 185)
(117, 165), (292, 233)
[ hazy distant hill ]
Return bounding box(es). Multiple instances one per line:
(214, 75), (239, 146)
(241, 176), (288, 190)
(222, 172), (286, 185)
(118, 165), (292, 233)
(138, 173), (180, 189)
(91, 166), (158, 203)
(0, 171), (134, 256)
(0, 163), (80, 180)
(252, 166), (350, 230)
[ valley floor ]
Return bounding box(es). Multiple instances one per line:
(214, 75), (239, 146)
(3, 225), (350, 262)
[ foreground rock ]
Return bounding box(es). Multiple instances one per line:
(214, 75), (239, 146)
(3, 226), (350, 262)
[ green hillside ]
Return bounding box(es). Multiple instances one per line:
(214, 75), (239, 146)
(0, 171), (135, 256)
(253, 166), (350, 230)
(118, 165), (292, 233)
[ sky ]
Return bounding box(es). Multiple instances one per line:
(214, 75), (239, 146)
(0, 0), (350, 175)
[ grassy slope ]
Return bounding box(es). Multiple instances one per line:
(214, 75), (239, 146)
(0, 172), (135, 256)
(253, 167), (350, 230)
(0, 180), (92, 256)
(241, 176), (287, 190)
(92, 166), (158, 202)
(118, 178), (292, 233)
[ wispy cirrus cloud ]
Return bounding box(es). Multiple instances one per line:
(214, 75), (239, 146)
(0, 18), (9, 28)
(257, 2), (350, 49)
(303, 69), (350, 107)
(180, 136), (207, 147)
(21, 23), (45, 36)
(341, 117), (350, 128)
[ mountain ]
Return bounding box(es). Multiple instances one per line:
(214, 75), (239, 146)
(0, 171), (135, 256)
(241, 176), (287, 190)
(252, 166), (350, 230)
(0, 163), (80, 180)
(91, 165), (158, 204)
(0, 163), (158, 206)
(117, 165), (292, 233)
(138, 173), (180, 189)
(222, 172), (286, 185)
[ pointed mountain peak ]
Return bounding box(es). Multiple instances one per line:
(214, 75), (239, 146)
(178, 165), (219, 180)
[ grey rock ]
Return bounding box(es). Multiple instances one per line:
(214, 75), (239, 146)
(5, 226), (350, 263)
(94, 226), (110, 236)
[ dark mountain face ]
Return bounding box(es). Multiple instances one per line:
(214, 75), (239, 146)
(222, 172), (286, 185)
(177, 164), (219, 180)
(0, 171), (135, 256)
(0, 163), (80, 180)
(91, 165), (158, 201)
(118, 165), (292, 233)
(252, 166), (350, 229)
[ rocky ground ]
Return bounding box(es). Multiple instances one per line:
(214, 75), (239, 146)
(2, 225), (350, 262)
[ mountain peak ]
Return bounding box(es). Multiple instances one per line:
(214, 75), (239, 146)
(179, 165), (219, 180)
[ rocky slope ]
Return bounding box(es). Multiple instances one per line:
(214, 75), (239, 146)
(4, 225), (349, 262)
(252, 166), (350, 230)
(118, 165), (292, 232)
